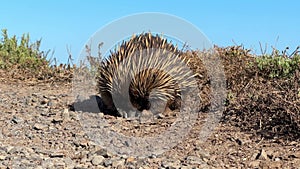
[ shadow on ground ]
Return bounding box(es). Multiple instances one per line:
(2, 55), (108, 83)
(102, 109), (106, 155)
(69, 95), (105, 114)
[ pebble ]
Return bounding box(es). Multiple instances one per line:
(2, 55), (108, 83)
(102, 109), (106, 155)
(126, 165), (136, 169)
(186, 155), (206, 165)
(64, 157), (75, 168)
(33, 123), (48, 130)
(50, 151), (65, 158)
(5, 146), (14, 153)
(0, 155), (6, 160)
(294, 151), (300, 158)
(91, 155), (105, 166)
(162, 160), (181, 169)
(47, 100), (53, 106)
(126, 156), (135, 164)
(12, 116), (24, 124)
(62, 108), (70, 120)
(94, 149), (112, 158)
(52, 116), (63, 123)
(274, 157), (281, 161)
(256, 149), (269, 160)
(42, 159), (54, 168)
(40, 99), (48, 105)
(112, 159), (125, 168)
(249, 160), (260, 168)
(103, 159), (112, 167)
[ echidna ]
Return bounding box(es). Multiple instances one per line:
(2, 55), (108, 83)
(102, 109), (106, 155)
(97, 33), (197, 117)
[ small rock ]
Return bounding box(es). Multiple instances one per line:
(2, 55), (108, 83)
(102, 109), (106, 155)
(180, 166), (191, 169)
(47, 101), (53, 107)
(235, 138), (243, 145)
(274, 157), (281, 161)
(73, 140), (89, 148)
(31, 97), (38, 103)
(95, 149), (112, 158)
(33, 123), (48, 130)
(91, 155), (105, 166)
(55, 162), (66, 167)
(186, 155), (206, 165)
(52, 117), (63, 123)
(50, 151), (65, 158)
(256, 149), (269, 160)
(80, 157), (88, 163)
(112, 159), (125, 168)
(124, 140), (131, 147)
(33, 148), (51, 155)
(62, 108), (70, 120)
(42, 158), (54, 168)
(143, 166), (154, 169)
(126, 165), (136, 169)
(49, 95), (58, 100)
(1, 161), (8, 167)
(98, 112), (104, 118)
(103, 159), (112, 167)
(64, 157), (74, 168)
(0, 155), (6, 160)
(249, 161), (260, 168)
(12, 116), (24, 124)
(126, 156), (135, 164)
(40, 99), (48, 105)
(79, 140), (89, 148)
(161, 159), (181, 169)
(24, 147), (34, 154)
(8, 147), (22, 154)
(289, 141), (298, 145)
(268, 161), (282, 168)
(5, 146), (14, 153)
(156, 113), (165, 119)
(69, 111), (78, 120)
(294, 151), (300, 158)
(40, 111), (56, 117)
(20, 159), (30, 165)
(197, 150), (210, 161)
(43, 95), (49, 99)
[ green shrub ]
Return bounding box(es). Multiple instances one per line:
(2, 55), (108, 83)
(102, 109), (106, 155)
(256, 49), (300, 78)
(0, 29), (50, 71)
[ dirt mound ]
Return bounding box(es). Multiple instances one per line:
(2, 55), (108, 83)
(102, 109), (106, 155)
(216, 46), (300, 140)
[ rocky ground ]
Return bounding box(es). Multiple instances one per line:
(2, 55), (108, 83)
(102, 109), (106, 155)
(0, 76), (300, 169)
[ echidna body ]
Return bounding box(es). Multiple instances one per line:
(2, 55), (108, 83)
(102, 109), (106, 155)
(97, 33), (197, 117)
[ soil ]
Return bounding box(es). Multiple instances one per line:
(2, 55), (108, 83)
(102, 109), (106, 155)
(0, 70), (300, 168)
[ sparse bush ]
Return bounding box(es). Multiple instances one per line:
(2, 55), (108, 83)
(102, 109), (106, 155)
(218, 45), (300, 140)
(0, 29), (73, 81)
(256, 48), (300, 78)
(0, 29), (50, 71)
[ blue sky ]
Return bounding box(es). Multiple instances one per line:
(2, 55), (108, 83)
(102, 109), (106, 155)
(1, 1), (299, 64)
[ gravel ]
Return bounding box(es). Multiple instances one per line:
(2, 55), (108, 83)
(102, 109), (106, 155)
(0, 80), (299, 168)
